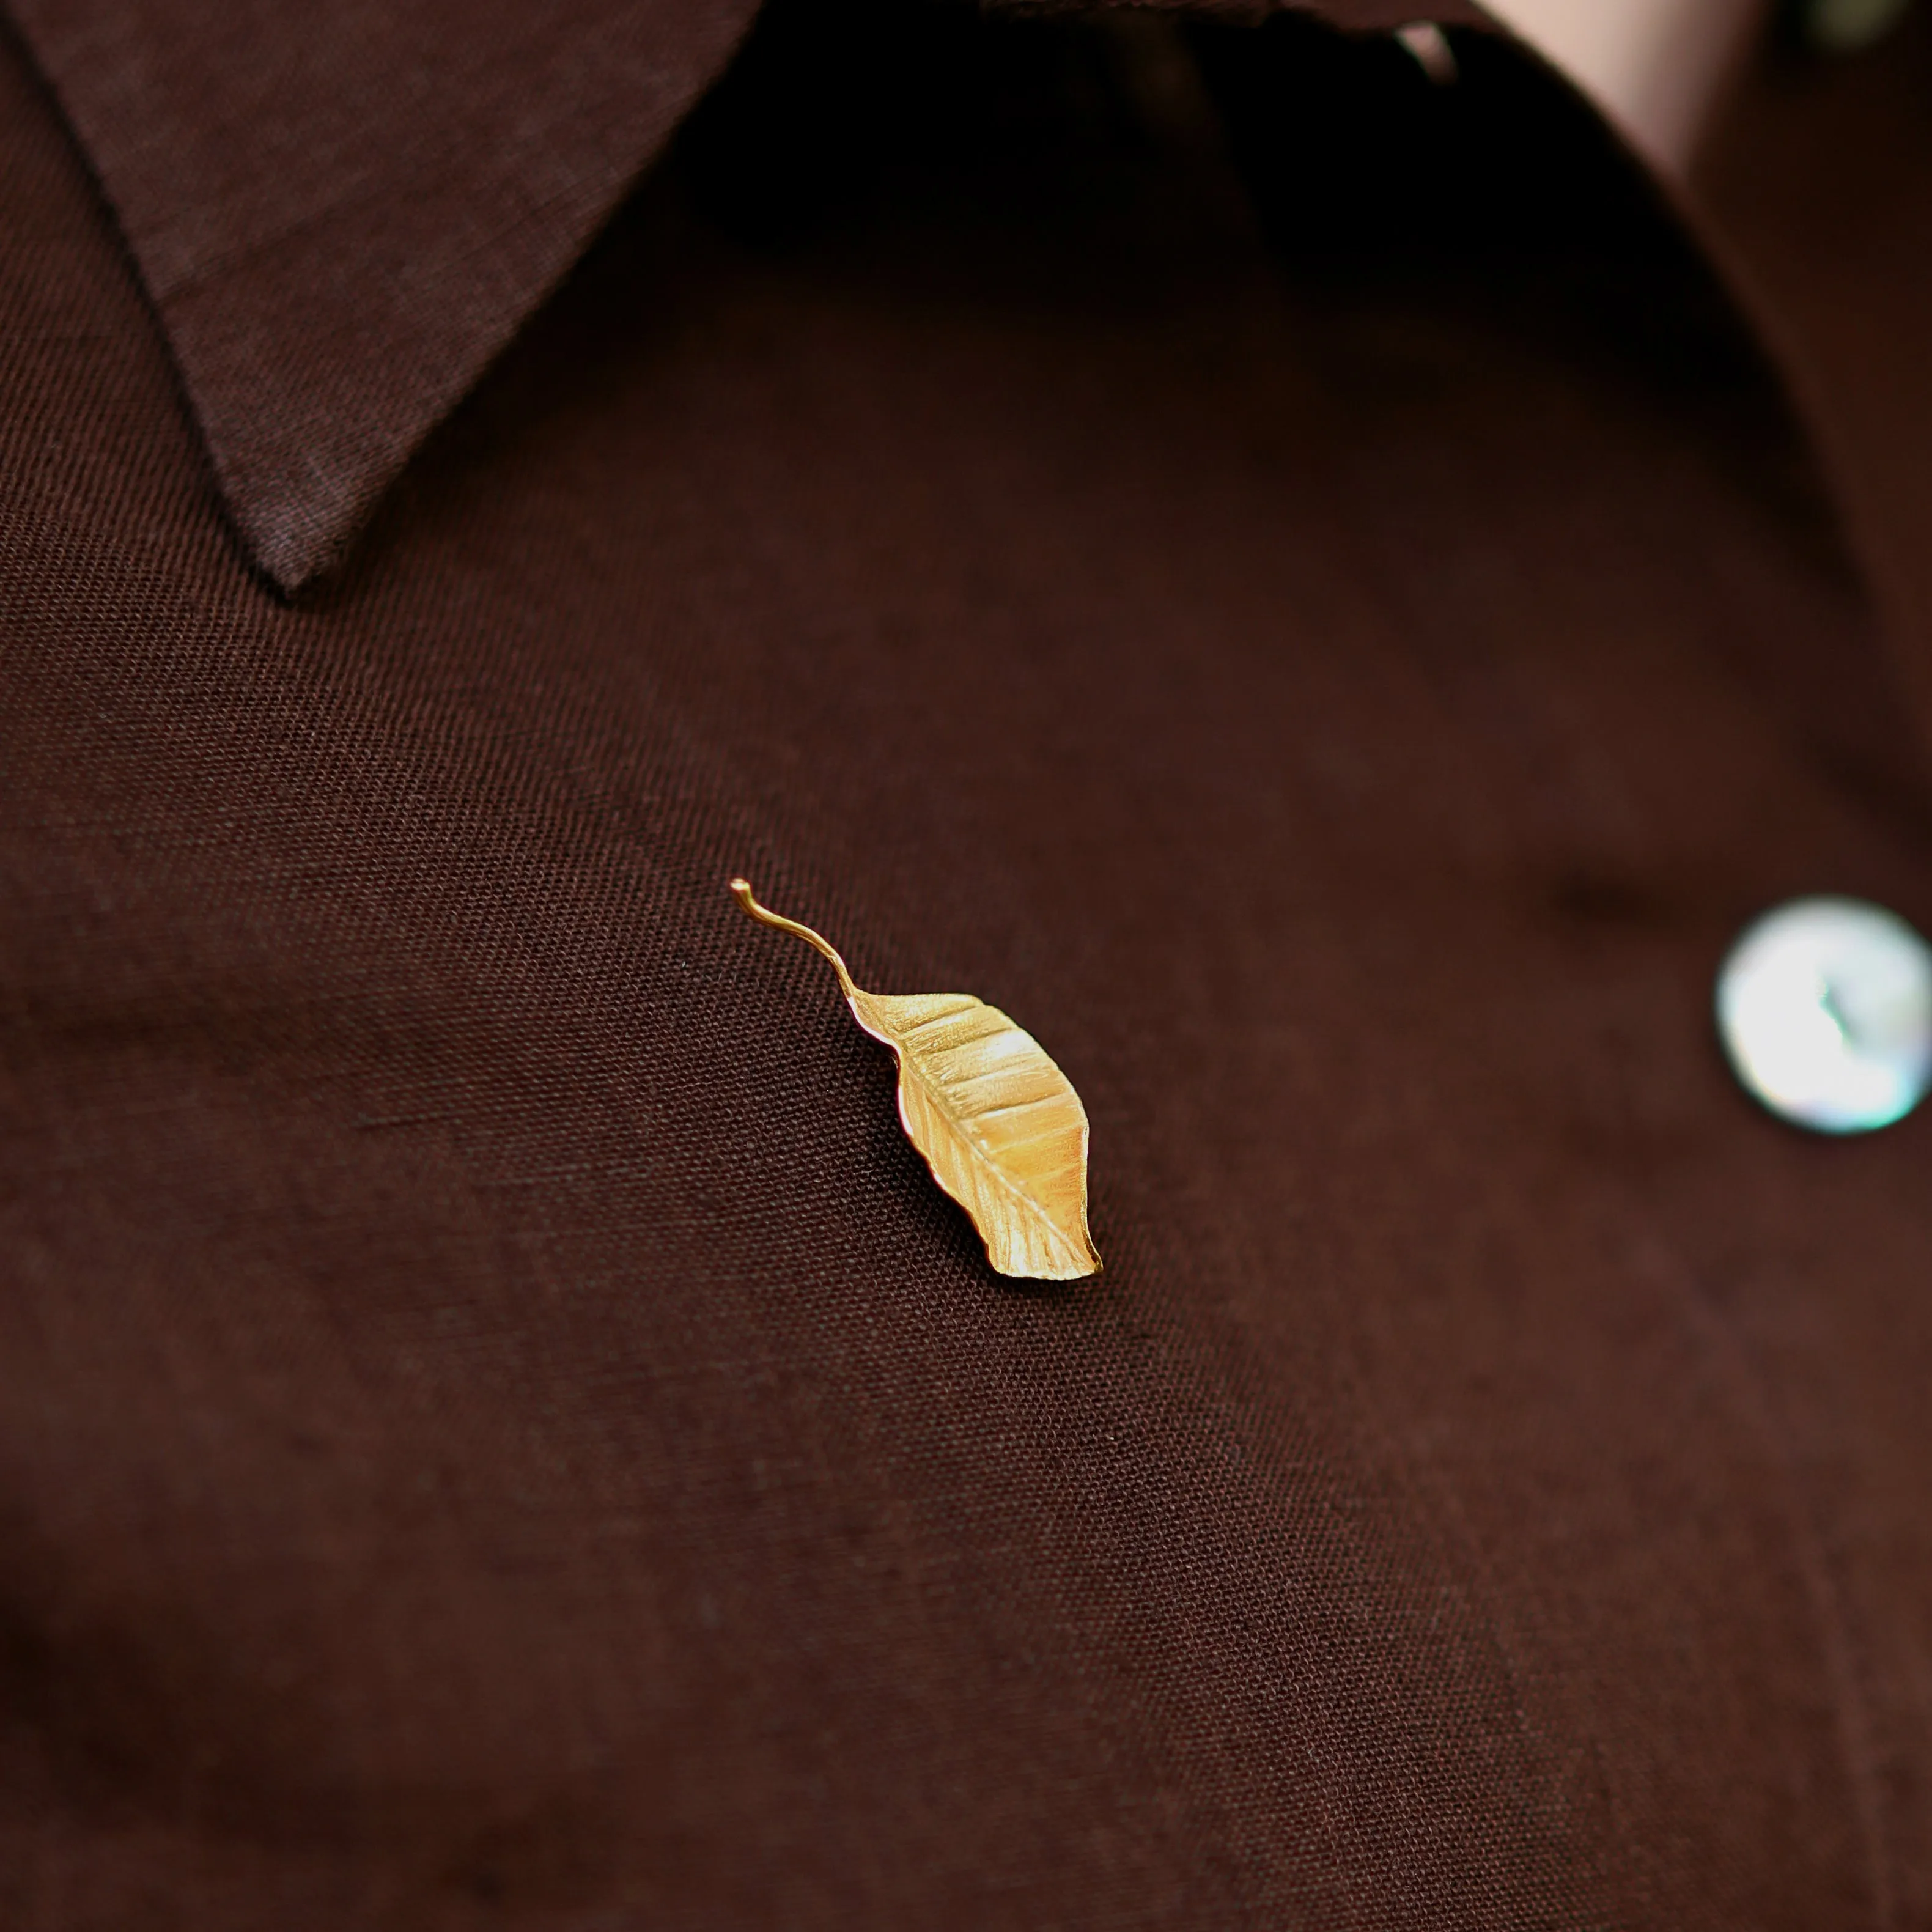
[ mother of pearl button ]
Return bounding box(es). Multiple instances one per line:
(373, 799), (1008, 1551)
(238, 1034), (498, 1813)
(1716, 896), (1932, 1134)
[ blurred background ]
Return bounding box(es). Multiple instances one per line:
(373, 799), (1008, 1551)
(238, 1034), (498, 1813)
(1495, 0), (1914, 167)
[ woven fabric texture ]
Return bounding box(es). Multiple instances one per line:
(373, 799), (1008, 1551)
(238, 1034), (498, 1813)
(2, 2), (1931, 1924)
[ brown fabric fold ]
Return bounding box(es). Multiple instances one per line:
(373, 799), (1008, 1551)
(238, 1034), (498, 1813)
(1, 0), (1488, 595)
(4, 0), (763, 592)
(1697, 7), (1932, 751)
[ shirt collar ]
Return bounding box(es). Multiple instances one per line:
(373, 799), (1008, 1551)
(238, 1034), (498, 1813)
(6, 0), (1484, 592)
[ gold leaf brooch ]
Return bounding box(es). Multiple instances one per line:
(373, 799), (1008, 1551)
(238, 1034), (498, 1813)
(730, 879), (1102, 1281)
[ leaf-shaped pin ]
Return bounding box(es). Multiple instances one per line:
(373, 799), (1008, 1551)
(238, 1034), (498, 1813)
(730, 879), (1102, 1281)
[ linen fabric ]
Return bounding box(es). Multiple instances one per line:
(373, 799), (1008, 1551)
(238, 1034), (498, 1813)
(2, 0), (1931, 1924)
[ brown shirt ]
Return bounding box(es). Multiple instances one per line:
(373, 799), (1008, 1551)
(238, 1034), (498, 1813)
(2, 1), (1931, 1923)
